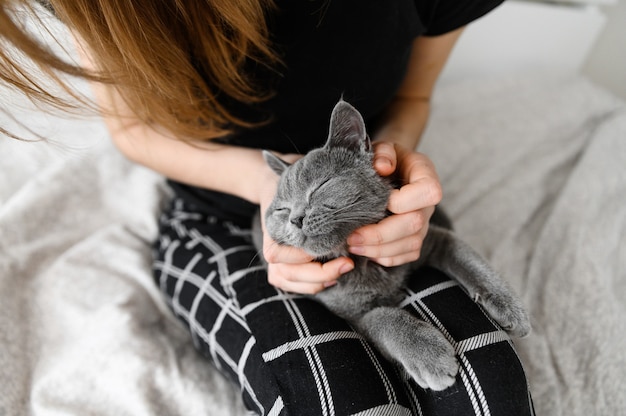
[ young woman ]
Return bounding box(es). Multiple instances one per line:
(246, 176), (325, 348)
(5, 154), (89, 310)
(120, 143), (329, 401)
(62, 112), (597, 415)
(1, 1), (534, 414)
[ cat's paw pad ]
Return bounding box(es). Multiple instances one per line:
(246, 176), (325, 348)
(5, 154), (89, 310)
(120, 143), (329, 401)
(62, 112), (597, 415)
(403, 328), (459, 391)
(478, 292), (531, 338)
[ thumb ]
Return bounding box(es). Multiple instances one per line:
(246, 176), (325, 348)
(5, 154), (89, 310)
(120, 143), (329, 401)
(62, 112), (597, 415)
(372, 141), (397, 176)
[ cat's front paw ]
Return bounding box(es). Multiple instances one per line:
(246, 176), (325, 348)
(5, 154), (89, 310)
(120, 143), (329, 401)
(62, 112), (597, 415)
(477, 292), (531, 338)
(358, 307), (459, 391)
(403, 326), (459, 391)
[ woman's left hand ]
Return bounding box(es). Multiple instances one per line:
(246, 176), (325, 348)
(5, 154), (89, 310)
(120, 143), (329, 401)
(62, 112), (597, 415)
(347, 141), (442, 267)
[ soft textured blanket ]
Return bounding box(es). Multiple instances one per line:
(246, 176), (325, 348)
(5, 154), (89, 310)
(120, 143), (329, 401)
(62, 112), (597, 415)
(421, 75), (626, 415)
(1, 74), (625, 416)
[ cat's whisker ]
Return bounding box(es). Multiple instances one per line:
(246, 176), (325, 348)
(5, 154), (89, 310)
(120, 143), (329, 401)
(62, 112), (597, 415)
(246, 249), (264, 269)
(333, 215), (376, 223)
(245, 237), (290, 269)
(329, 201), (360, 214)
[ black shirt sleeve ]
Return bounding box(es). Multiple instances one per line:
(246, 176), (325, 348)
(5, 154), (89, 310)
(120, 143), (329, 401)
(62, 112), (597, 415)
(415, 0), (505, 36)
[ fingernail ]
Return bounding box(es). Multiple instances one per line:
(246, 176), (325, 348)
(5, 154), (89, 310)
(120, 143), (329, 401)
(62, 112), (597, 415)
(339, 263), (354, 274)
(324, 280), (338, 288)
(375, 157), (392, 169)
(348, 245), (364, 255)
(347, 233), (364, 245)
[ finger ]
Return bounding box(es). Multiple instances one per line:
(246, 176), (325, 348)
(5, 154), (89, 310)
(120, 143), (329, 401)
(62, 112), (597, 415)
(372, 141), (397, 176)
(269, 257), (353, 284)
(372, 252), (426, 268)
(263, 234), (313, 264)
(348, 209), (429, 247)
(348, 231), (426, 260)
(271, 280), (329, 295)
(395, 149), (437, 184)
(387, 151), (442, 213)
(267, 258), (353, 294)
(388, 178), (442, 214)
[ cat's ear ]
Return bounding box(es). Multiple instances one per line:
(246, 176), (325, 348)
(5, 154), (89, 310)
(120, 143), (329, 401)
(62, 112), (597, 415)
(262, 150), (291, 176)
(326, 100), (371, 153)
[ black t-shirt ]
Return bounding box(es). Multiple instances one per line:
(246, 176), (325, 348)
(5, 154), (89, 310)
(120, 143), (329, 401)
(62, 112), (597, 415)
(170, 0), (504, 219)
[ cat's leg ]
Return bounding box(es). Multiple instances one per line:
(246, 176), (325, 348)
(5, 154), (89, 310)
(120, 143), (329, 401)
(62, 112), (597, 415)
(423, 227), (531, 338)
(403, 267), (535, 415)
(357, 306), (459, 391)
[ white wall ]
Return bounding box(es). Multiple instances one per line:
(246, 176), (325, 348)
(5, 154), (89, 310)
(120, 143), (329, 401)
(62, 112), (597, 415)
(439, 1), (606, 83)
(440, 0), (625, 100)
(583, 1), (626, 99)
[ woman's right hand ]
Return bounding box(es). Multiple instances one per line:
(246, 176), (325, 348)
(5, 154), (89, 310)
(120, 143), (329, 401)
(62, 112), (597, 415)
(257, 154), (354, 294)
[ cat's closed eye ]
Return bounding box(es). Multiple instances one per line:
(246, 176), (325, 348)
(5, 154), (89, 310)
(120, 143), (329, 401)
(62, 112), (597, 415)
(318, 193), (359, 212)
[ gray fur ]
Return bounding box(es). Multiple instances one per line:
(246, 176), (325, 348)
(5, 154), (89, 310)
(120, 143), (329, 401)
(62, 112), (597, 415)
(254, 100), (530, 390)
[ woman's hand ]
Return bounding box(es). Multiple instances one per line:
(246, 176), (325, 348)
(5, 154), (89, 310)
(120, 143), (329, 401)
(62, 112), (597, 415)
(347, 141), (442, 267)
(342, 29), (463, 266)
(258, 153), (354, 294)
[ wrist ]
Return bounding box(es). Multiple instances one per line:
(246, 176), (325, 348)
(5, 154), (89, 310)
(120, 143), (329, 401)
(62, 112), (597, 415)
(372, 96), (430, 149)
(173, 142), (272, 205)
(237, 149), (276, 205)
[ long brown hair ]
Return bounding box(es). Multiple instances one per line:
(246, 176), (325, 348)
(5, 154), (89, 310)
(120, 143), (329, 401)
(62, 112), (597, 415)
(0, 0), (279, 140)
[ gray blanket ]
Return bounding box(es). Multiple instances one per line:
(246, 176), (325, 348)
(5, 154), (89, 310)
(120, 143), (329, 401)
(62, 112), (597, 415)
(1, 74), (625, 415)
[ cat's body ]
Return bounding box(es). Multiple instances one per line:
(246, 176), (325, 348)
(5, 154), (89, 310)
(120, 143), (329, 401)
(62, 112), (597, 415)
(254, 100), (530, 391)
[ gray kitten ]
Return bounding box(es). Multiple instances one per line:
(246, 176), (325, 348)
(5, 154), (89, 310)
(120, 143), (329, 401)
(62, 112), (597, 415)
(255, 100), (530, 391)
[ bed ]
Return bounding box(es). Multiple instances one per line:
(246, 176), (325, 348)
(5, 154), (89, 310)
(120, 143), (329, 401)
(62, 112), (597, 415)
(2, 12), (626, 416)
(2, 72), (625, 416)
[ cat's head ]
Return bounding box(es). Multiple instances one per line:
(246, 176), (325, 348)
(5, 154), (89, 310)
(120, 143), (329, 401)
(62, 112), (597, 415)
(263, 100), (390, 258)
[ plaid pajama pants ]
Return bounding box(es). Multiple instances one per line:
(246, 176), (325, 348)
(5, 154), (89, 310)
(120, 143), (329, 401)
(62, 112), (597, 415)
(154, 197), (535, 416)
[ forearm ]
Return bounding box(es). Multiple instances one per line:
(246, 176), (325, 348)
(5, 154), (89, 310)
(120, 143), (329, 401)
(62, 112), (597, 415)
(74, 34), (270, 204)
(92, 79), (270, 204)
(372, 96), (430, 149)
(110, 123), (269, 204)
(373, 28), (464, 150)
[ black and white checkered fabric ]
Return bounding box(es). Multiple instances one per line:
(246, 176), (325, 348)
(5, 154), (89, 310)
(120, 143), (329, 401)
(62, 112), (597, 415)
(154, 198), (535, 416)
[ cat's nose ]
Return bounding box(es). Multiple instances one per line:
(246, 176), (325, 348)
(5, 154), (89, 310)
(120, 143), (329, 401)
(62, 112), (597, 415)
(290, 215), (304, 228)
